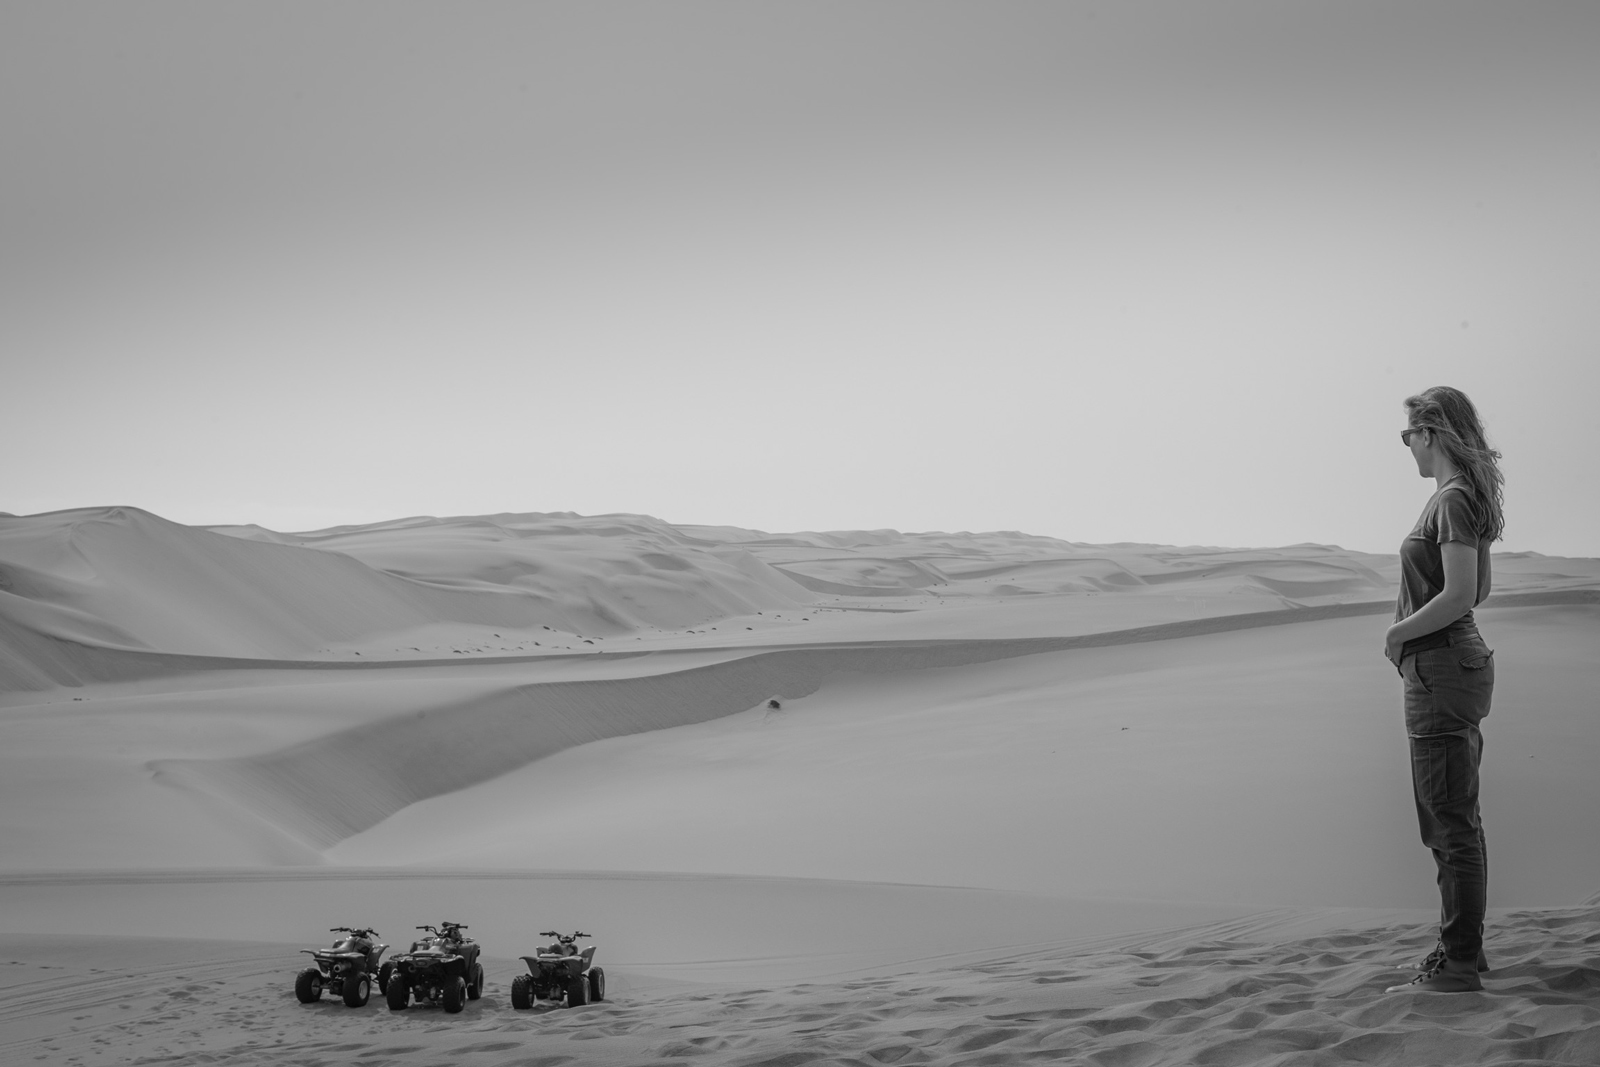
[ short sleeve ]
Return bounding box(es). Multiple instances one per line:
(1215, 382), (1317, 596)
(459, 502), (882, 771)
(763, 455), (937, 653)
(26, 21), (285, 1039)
(1435, 488), (1481, 548)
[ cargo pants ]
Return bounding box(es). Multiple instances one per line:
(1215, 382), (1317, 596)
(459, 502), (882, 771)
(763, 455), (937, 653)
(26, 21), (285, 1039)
(1400, 626), (1495, 963)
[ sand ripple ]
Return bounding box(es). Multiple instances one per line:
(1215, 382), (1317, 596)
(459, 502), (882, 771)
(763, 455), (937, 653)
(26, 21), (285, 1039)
(4, 908), (1598, 1066)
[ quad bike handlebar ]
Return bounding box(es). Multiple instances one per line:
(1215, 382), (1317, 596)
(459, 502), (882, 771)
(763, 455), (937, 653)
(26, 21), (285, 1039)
(331, 926), (378, 938)
(539, 930), (590, 940)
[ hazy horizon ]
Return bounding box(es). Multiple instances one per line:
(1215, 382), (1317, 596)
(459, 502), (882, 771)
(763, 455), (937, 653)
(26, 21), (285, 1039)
(0, 500), (1584, 561)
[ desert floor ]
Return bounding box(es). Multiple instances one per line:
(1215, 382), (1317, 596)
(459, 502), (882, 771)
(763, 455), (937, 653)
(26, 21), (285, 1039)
(2, 508), (1598, 1065)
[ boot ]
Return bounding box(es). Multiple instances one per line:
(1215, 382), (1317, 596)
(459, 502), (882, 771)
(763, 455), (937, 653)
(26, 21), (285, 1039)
(1386, 953), (1484, 993)
(1402, 940), (1489, 975)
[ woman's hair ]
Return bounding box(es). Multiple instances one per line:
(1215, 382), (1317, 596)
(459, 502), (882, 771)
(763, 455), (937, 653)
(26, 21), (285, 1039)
(1404, 386), (1505, 542)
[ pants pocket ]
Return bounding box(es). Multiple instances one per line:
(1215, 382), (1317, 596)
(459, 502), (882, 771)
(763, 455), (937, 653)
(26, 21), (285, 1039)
(1461, 649), (1493, 671)
(1405, 650), (1439, 695)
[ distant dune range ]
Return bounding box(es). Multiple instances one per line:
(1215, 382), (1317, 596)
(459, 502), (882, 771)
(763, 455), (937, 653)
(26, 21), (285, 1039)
(0, 507), (810, 682)
(2, 505), (1590, 686)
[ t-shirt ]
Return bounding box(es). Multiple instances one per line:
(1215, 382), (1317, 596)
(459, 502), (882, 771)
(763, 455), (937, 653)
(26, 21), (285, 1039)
(1395, 476), (1492, 646)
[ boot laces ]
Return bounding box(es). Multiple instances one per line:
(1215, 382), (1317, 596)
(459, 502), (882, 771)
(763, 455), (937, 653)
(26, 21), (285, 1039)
(1410, 954), (1448, 984)
(1414, 942), (1448, 974)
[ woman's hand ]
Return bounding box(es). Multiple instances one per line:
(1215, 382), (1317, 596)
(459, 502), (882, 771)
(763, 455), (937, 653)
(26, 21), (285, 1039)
(1384, 625), (1405, 667)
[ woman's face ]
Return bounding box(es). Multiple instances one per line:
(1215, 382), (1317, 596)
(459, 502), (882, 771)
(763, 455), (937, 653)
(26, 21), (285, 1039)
(1405, 425), (1434, 478)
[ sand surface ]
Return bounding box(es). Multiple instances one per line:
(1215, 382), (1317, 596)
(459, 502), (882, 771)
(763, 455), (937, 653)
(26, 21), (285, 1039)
(3, 903), (1598, 1067)
(3, 507), (1599, 1064)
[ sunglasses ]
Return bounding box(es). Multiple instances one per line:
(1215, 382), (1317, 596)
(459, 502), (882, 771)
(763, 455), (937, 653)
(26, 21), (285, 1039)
(1401, 428), (1429, 446)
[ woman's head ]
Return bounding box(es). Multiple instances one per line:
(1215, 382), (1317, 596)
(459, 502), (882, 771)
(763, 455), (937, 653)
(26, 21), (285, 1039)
(1403, 386), (1505, 541)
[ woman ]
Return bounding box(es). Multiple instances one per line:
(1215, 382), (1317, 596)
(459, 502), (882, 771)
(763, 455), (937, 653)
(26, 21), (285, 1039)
(1384, 386), (1503, 994)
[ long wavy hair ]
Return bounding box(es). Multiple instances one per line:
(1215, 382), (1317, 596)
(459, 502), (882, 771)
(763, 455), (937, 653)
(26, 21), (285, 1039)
(1404, 386), (1505, 542)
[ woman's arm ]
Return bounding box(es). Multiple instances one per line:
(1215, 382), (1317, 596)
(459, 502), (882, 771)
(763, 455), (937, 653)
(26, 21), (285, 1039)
(1385, 541), (1479, 664)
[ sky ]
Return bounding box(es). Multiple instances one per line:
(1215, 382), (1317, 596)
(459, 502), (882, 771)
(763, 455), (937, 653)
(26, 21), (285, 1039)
(3, 2), (1597, 555)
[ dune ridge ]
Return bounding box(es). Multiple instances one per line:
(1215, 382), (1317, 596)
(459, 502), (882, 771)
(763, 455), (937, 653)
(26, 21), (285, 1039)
(151, 590), (1596, 860)
(148, 601), (1408, 851)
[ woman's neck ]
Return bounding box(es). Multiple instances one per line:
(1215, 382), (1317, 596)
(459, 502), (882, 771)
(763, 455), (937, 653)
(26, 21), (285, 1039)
(1433, 452), (1463, 492)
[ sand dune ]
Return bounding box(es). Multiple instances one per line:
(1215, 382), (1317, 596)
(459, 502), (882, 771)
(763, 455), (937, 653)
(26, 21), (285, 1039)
(3, 508), (1596, 892)
(7, 590), (1592, 896)
(0, 507), (817, 683)
(156, 601), (1419, 853)
(3, 508), (1600, 1064)
(319, 604), (1600, 908)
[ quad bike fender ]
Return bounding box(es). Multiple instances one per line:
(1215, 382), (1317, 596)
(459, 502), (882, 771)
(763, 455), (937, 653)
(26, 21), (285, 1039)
(549, 956), (585, 977)
(518, 954), (572, 974)
(400, 954), (468, 978)
(311, 951), (371, 976)
(530, 954), (588, 976)
(303, 950), (361, 974)
(308, 953), (366, 972)
(579, 946), (596, 966)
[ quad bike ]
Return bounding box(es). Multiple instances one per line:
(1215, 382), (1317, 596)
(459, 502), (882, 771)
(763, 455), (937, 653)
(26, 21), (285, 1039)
(511, 930), (605, 1009)
(294, 927), (389, 1008)
(385, 922), (484, 1013)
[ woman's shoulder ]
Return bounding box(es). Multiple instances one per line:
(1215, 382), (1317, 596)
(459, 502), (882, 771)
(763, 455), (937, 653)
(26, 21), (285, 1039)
(1406, 480), (1474, 539)
(1434, 480), (1485, 541)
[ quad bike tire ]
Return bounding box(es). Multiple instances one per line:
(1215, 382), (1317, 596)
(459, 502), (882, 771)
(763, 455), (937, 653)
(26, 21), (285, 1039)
(566, 972), (589, 1007)
(468, 962), (484, 1000)
(342, 972), (371, 1008)
(386, 977), (409, 1011)
(443, 975), (467, 1014)
(377, 961), (393, 995)
(294, 968), (323, 1004)
(511, 974), (533, 1010)
(589, 967), (605, 1002)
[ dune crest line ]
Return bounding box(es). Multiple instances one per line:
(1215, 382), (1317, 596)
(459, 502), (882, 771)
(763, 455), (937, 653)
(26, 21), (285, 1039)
(10, 589), (1591, 693)
(145, 593), (1591, 856)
